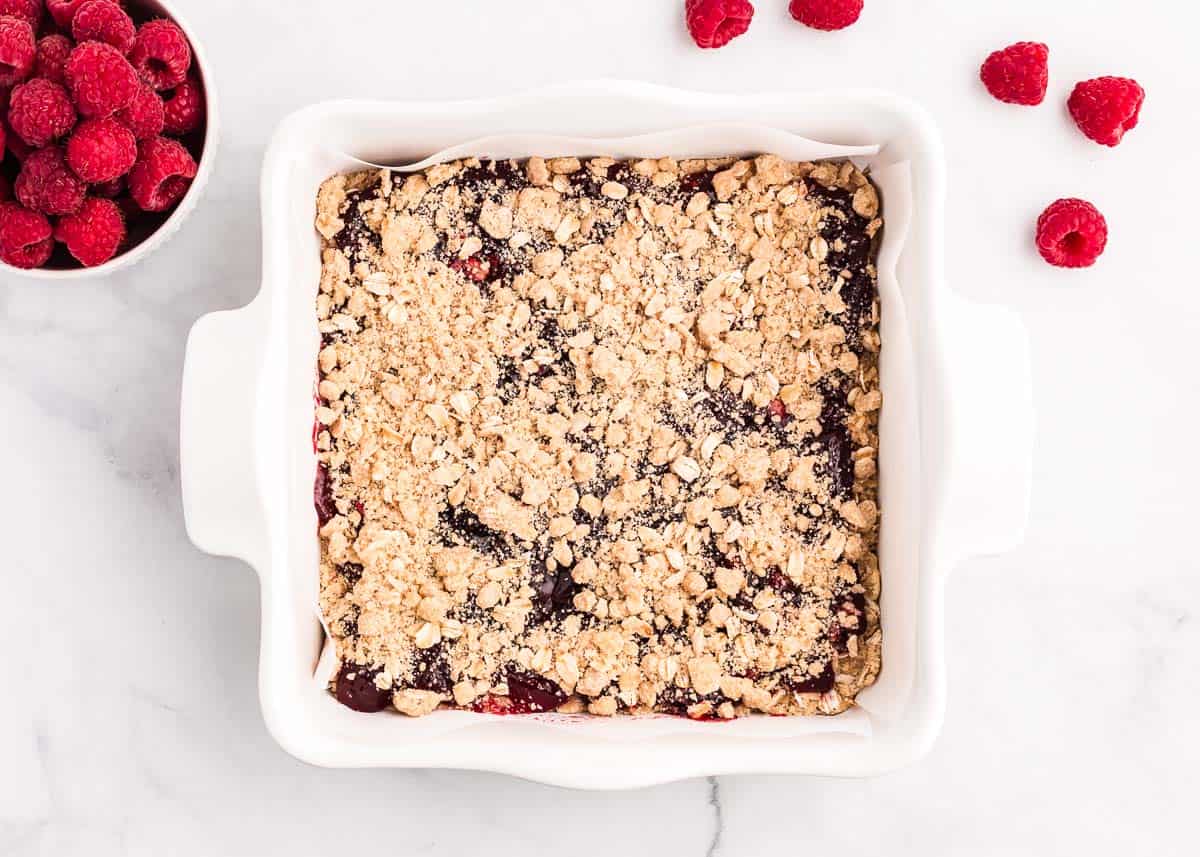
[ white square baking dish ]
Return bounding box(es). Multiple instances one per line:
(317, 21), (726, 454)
(180, 82), (1033, 788)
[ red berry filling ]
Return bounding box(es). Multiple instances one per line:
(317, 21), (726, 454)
(314, 462), (337, 525)
(505, 668), (569, 713)
(334, 663), (392, 713)
(766, 397), (791, 427)
(449, 253), (496, 282)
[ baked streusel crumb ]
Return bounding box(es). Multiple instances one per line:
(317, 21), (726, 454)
(314, 154), (882, 719)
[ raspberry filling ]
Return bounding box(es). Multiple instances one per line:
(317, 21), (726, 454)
(334, 663), (392, 713)
(314, 462), (337, 525)
(503, 668), (569, 713)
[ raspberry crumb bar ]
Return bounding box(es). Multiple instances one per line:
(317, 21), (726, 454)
(314, 154), (883, 719)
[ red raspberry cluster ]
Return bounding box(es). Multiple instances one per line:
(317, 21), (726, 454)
(978, 41), (1144, 268)
(0, 0), (204, 270)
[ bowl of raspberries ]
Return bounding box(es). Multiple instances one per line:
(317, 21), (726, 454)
(0, 0), (215, 275)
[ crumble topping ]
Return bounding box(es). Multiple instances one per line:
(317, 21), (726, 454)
(315, 154), (882, 719)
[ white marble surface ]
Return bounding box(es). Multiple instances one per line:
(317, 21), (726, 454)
(3, 0), (1199, 853)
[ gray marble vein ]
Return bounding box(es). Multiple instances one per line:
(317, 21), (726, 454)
(706, 778), (724, 857)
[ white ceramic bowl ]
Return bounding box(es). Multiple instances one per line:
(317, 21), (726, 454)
(180, 83), (1034, 788)
(5, 0), (218, 281)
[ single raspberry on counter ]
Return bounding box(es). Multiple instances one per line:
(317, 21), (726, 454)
(65, 39), (138, 116)
(1035, 198), (1107, 268)
(1068, 76), (1144, 147)
(127, 134), (195, 211)
(8, 77), (76, 146)
(47, 0), (123, 28)
(980, 41), (1049, 106)
(65, 114), (135, 181)
(35, 34), (72, 83)
(0, 15), (36, 87)
(73, 1), (136, 54)
(129, 18), (190, 90)
(114, 80), (162, 139)
(54, 194), (124, 265)
(685, 0), (754, 49)
(0, 200), (54, 268)
(0, 0), (42, 28)
(789, 0), (863, 30)
(161, 75), (202, 135)
(15, 144), (85, 214)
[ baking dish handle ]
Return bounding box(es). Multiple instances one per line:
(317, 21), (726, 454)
(941, 293), (1034, 565)
(180, 301), (269, 571)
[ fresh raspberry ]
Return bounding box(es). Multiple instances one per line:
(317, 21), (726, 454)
(980, 41), (1049, 106)
(65, 39), (138, 117)
(47, 0), (124, 28)
(73, 1), (136, 54)
(8, 77), (76, 146)
(15, 144), (85, 214)
(161, 75), (202, 135)
(1067, 76), (1144, 147)
(114, 80), (162, 139)
(0, 0), (41, 28)
(65, 115), (135, 181)
(47, 0), (85, 27)
(35, 34), (72, 84)
(90, 173), (121, 197)
(0, 200), (53, 267)
(1035, 198), (1107, 268)
(3, 113), (33, 160)
(129, 18), (190, 90)
(788, 0), (863, 30)
(0, 15), (35, 87)
(54, 194), (124, 265)
(685, 0), (754, 49)
(127, 134), (195, 211)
